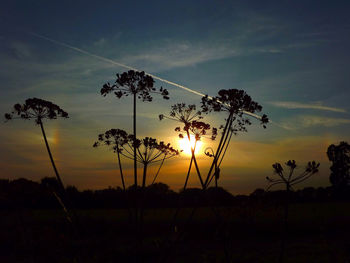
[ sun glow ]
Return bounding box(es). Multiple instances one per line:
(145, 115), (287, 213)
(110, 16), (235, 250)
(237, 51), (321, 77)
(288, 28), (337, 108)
(178, 135), (203, 155)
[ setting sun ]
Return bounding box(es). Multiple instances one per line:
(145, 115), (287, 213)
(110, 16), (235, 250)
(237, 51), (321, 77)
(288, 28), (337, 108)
(178, 135), (203, 155)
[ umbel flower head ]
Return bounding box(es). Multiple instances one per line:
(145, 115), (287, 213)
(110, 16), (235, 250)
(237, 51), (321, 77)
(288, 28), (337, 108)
(93, 129), (129, 153)
(5, 98), (68, 124)
(94, 129), (179, 164)
(159, 103), (217, 141)
(201, 89), (268, 129)
(266, 160), (320, 190)
(100, 70), (169, 101)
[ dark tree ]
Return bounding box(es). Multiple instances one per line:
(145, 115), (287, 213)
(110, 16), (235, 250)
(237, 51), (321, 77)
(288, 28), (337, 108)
(201, 89), (268, 189)
(101, 70), (169, 188)
(327, 141), (350, 188)
(266, 160), (320, 263)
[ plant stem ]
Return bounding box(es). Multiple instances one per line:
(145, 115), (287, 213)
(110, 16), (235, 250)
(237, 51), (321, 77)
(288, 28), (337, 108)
(151, 155), (166, 185)
(39, 120), (65, 193)
(133, 92), (137, 187)
(142, 163), (148, 188)
(116, 146), (126, 191)
(186, 130), (204, 188)
(204, 113), (233, 188)
(184, 157), (194, 190)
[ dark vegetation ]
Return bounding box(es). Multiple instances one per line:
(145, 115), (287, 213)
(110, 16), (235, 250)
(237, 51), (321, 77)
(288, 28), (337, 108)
(3, 71), (350, 262)
(2, 178), (350, 210)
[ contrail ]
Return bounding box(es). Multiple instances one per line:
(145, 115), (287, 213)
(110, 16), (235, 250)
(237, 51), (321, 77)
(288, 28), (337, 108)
(29, 32), (205, 98)
(29, 32), (267, 122)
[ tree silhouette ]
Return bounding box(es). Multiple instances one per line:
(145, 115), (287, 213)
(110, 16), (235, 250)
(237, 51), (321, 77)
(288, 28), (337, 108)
(201, 89), (268, 189)
(266, 160), (320, 263)
(5, 98), (68, 193)
(327, 141), (350, 188)
(101, 70), (169, 188)
(159, 103), (217, 189)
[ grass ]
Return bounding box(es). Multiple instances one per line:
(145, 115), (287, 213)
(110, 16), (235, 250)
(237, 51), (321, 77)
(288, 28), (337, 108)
(1, 202), (350, 262)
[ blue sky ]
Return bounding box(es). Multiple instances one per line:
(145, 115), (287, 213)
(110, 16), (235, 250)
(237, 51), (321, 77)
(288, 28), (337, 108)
(1, 0), (350, 193)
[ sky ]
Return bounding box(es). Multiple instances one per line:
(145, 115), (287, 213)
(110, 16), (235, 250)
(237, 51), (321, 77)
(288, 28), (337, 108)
(1, 0), (350, 194)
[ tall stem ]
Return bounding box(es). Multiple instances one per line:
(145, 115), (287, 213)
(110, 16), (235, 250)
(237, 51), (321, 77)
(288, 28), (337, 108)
(39, 120), (65, 192)
(133, 93), (137, 187)
(184, 157), (194, 190)
(204, 113), (233, 188)
(151, 155), (166, 185)
(186, 130), (204, 188)
(142, 163), (148, 188)
(116, 147), (126, 191)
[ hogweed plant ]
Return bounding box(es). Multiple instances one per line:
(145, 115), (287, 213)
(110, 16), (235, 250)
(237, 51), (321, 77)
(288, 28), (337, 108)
(4, 98), (73, 222)
(101, 70), (169, 188)
(266, 160), (320, 263)
(159, 103), (217, 189)
(94, 129), (179, 189)
(201, 89), (268, 189)
(93, 129), (129, 191)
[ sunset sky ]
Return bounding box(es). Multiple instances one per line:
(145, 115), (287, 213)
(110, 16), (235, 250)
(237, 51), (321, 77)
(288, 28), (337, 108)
(1, 0), (350, 194)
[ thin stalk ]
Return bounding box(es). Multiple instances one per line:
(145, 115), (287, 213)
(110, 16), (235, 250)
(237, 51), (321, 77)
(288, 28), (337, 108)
(116, 147), (126, 191)
(142, 163), (148, 188)
(151, 155), (166, 185)
(39, 120), (65, 193)
(204, 113), (233, 188)
(183, 157), (194, 190)
(133, 92), (137, 187)
(186, 130), (204, 188)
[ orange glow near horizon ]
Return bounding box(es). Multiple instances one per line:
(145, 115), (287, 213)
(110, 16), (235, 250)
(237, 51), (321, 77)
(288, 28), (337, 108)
(178, 135), (203, 155)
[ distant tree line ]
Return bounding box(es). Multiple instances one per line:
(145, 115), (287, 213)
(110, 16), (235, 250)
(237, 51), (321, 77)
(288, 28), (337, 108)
(1, 177), (349, 210)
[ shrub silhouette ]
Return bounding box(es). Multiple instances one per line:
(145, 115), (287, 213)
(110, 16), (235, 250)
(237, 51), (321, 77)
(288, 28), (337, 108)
(327, 141), (350, 188)
(201, 89), (268, 189)
(266, 160), (320, 263)
(101, 70), (169, 188)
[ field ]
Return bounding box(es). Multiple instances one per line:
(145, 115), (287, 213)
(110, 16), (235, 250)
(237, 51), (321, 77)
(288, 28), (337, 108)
(1, 202), (350, 262)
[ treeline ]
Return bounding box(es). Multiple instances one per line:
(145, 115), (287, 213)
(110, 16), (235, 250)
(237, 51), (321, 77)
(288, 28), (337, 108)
(0, 177), (349, 210)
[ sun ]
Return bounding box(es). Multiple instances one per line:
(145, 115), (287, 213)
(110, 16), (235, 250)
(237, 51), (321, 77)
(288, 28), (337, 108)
(178, 135), (203, 155)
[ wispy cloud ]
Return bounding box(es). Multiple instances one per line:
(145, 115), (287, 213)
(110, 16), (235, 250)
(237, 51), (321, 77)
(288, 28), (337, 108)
(119, 41), (240, 72)
(280, 115), (350, 130)
(269, 101), (346, 113)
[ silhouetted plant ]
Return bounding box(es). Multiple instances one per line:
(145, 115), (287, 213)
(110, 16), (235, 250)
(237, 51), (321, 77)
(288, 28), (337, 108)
(93, 129), (128, 191)
(159, 103), (217, 189)
(327, 141), (350, 188)
(5, 98), (68, 193)
(4, 98), (73, 223)
(204, 147), (220, 188)
(101, 70), (169, 188)
(266, 160), (320, 263)
(201, 89), (268, 189)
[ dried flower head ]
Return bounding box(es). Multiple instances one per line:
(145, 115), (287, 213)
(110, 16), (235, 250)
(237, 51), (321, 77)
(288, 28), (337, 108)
(101, 70), (169, 101)
(4, 98), (68, 124)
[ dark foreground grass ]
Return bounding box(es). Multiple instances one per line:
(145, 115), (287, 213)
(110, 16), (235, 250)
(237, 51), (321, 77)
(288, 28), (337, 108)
(1, 202), (350, 262)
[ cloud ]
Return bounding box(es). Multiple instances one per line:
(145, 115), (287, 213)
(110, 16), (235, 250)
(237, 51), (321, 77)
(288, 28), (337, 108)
(269, 101), (346, 113)
(300, 115), (350, 127)
(10, 42), (32, 59)
(119, 41), (240, 72)
(280, 115), (350, 130)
